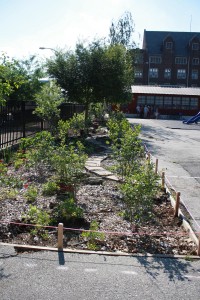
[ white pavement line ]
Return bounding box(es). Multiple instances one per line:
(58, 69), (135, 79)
(121, 271), (138, 275)
(25, 263), (37, 268)
(184, 275), (200, 279)
(57, 266), (69, 270)
(84, 268), (98, 273)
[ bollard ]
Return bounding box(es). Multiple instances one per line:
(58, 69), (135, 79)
(161, 171), (165, 189)
(58, 223), (63, 250)
(174, 192), (181, 218)
(155, 158), (158, 175)
(147, 152), (151, 164)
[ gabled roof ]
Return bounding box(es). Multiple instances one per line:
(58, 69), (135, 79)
(143, 30), (200, 56)
(131, 85), (200, 96)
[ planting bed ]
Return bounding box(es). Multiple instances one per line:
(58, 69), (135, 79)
(0, 133), (198, 255)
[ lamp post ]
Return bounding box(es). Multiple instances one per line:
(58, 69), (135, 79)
(39, 47), (59, 55)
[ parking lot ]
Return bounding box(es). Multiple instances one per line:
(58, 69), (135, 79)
(128, 118), (200, 233)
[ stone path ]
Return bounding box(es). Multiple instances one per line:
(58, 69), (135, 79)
(85, 154), (119, 182)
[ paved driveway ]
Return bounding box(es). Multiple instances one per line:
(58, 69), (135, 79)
(128, 118), (200, 233)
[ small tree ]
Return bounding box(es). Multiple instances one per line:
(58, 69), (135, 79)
(120, 163), (159, 223)
(34, 81), (65, 134)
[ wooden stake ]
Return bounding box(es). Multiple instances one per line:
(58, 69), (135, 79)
(155, 158), (158, 174)
(58, 223), (63, 250)
(161, 171), (165, 189)
(174, 192), (181, 218)
(197, 234), (200, 256)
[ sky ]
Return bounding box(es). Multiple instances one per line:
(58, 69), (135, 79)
(0, 0), (200, 60)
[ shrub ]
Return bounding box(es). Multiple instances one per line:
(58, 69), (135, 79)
(81, 220), (105, 250)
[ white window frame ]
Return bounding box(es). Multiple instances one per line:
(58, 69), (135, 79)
(192, 43), (199, 50)
(175, 57), (187, 64)
(191, 69), (198, 80)
(149, 68), (158, 78)
(177, 69), (186, 79)
(149, 56), (162, 64)
(164, 68), (171, 79)
(192, 58), (199, 65)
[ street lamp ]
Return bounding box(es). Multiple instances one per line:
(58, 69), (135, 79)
(39, 47), (59, 55)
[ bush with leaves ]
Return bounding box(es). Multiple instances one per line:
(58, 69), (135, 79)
(107, 113), (143, 179)
(52, 141), (87, 186)
(53, 197), (83, 223)
(24, 205), (50, 238)
(81, 220), (105, 250)
(20, 131), (55, 175)
(34, 81), (65, 134)
(120, 162), (159, 222)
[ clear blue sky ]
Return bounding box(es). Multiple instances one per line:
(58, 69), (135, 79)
(0, 0), (200, 59)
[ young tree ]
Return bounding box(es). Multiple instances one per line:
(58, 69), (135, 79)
(109, 11), (135, 49)
(34, 81), (65, 134)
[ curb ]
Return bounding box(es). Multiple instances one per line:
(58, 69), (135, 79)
(1, 242), (200, 260)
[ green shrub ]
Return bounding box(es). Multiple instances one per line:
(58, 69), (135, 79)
(53, 198), (83, 222)
(42, 181), (59, 196)
(24, 186), (38, 203)
(81, 220), (105, 250)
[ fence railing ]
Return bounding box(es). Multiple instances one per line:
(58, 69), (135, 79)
(0, 101), (85, 149)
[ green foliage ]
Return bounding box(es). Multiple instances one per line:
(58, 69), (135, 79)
(1, 147), (13, 164)
(20, 131), (55, 173)
(13, 149), (27, 170)
(24, 185), (38, 203)
(52, 141), (87, 185)
(34, 81), (65, 134)
(53, 198), (83, 222)
(107, 113), (143, 179)
(0, 54), (43, 104)
(120, 163), (159, 222)
(24, 205), (50, 237)
(57, 119), (71, 145)
(42, 181), (59, 196)
(46, 40), (134, 112)
(81, 220), (105, 250)
(109, 11), (135, 48)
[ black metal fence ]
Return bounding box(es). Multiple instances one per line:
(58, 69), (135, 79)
(0, 101), (85, 149)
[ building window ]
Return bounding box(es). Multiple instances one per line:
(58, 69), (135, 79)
(146, 96), (154, 105)
(182, 97), (190, 109)
(173, 97), (181, 109)
(137, 96), (146, 105)
(177, 69), (186, 79)
(155, 96), (163, 108)
(166, 42), (173, 49)
(149, 56), (162, 64)
(190, 98), (198, 109)
(134, 69), (143, 78)
(192, 58), (199, 65)
(192, 43), (199, 50)
(191, 69), (198, 80)
(164, 96), (172, 108)
(175, 57), (187, 64)
(134, 54), (144, 64)
(164, 68), (171, 79)
(149, 68), (158, 78)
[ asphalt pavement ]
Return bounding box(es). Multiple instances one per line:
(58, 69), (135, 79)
(128, 117), (200, 233)
(1, 244), (200, 300)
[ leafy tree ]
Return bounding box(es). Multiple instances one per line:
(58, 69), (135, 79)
(34, 81), (65, 133)
(109, 11), (135, 49)
(0, 54), (44, 105)
(46, 40), (134, 125)
(7, 55), (44, 102)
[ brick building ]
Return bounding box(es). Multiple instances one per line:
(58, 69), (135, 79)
(134, 30), (200, 87)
